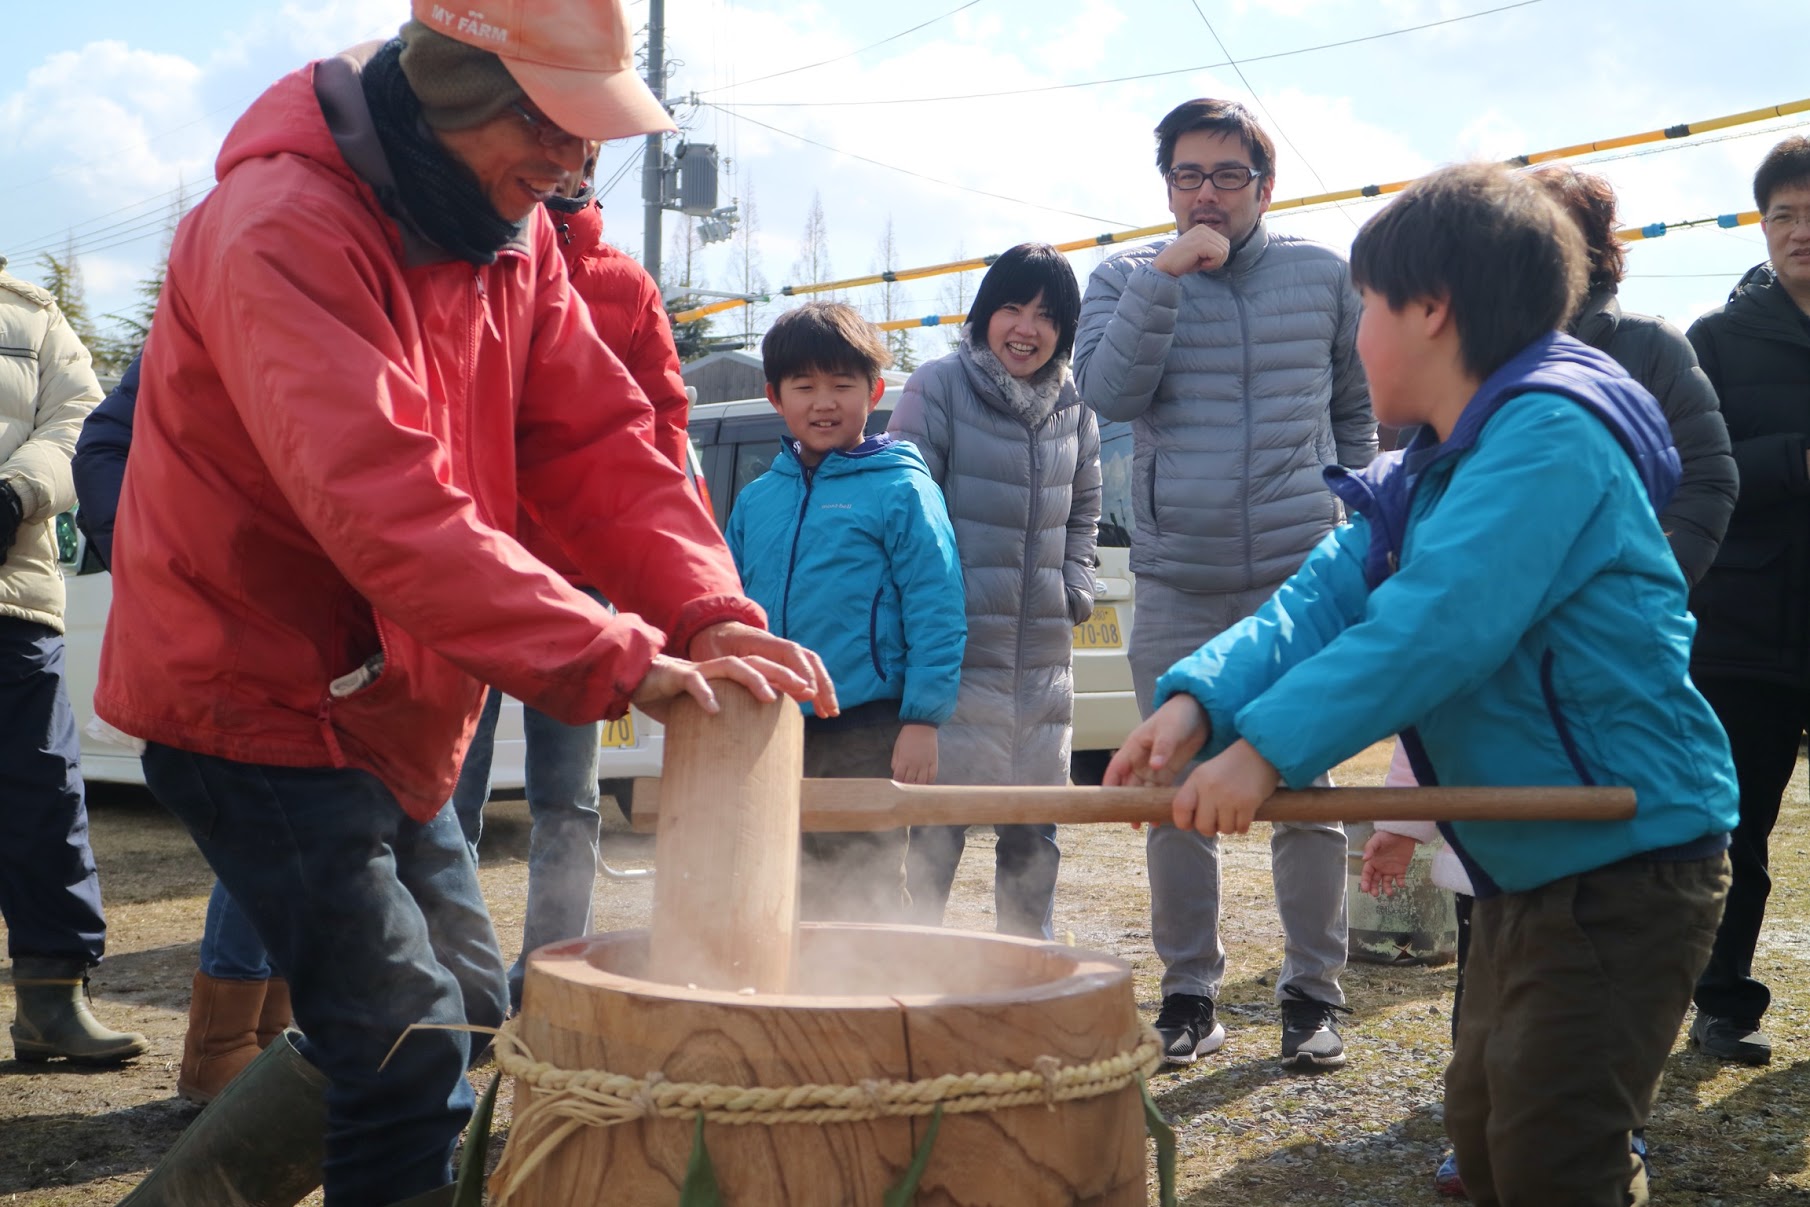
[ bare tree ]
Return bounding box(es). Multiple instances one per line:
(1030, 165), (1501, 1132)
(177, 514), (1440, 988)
(871, 215), (918, 372)
(730, 178), (769, 348)
(790, 192), (836, 301)
(937, 240), (981, 352)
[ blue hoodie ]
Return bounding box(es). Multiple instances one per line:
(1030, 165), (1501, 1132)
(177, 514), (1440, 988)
(1155, 334), (1737, 894)
(727, 433), (966, 724)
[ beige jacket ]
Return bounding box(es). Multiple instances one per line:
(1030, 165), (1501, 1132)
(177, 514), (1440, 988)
(0, 259), (102, 632)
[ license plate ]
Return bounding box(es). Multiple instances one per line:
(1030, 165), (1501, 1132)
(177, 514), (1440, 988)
(600, 715), (638, 749)
(1073, 605), (1123, 649)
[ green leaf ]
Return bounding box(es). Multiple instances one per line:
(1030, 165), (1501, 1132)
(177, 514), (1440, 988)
(1141, 1078), (1177, 1207)
(883, 1104), (943, 1207)
(453, 1072), (502, 1207)
(678, 1113), (724, 1207)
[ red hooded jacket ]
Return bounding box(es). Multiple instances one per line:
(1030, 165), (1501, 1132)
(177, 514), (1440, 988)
(95, 48), (761, 819)
(519, 200), (693, 584)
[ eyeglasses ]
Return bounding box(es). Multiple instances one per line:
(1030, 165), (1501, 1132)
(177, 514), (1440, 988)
(1763, 212), (1810, 232)
(1166, 165), (1263, 193)
(509, 101), (581, 150)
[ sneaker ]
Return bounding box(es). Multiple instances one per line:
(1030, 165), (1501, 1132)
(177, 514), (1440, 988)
(1689, 1011), (1772, 1065)
(1279, 985), (1351, 1069)
(1153, 992), (1226, 1065)
(1434, 1149), (1467, 1198)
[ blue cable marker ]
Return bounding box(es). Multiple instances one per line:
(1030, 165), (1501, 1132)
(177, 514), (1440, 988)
(1642, 222), (1668, 239)
(1717, 213), (1742, 228)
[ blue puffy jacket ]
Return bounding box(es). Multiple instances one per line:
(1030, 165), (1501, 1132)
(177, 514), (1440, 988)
(1155, 334), (1737, 894)
(72, 353), (139, 569)
(727, 433), (966, 724)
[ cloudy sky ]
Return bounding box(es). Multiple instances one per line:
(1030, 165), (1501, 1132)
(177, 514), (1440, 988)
(5, 0), (1803, 362)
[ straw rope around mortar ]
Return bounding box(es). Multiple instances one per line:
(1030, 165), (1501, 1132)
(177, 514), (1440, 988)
(484, 1017), (1165, 1201)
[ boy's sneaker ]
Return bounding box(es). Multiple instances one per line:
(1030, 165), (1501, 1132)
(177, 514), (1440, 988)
(1689, 1011), (1772, 1065)
(1279, 985), (1351, 1069)
(1434, 1149), (1467, 1198)
(1153, 993), (1225, 1065)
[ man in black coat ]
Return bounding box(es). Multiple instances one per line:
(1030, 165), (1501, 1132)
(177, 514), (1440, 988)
(1684, 133), (1810, 1066)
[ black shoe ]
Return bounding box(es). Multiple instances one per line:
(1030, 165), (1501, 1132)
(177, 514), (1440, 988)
(1689, 1011), (1771, 1065)
(1153, 992), (1225, 1065)
(1279, 985), (1351, 1070)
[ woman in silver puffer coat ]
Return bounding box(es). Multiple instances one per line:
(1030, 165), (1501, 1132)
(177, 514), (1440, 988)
(889, 243), (1102, 938)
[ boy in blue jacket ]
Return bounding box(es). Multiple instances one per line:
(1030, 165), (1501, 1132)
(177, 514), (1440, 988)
(728, 303), (966, 921)
(1107, 163), (1736, 1206)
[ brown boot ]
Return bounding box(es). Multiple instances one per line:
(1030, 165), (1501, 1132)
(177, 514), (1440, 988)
(178, 971), (266, 1105)
(256, 977), (293, 1048)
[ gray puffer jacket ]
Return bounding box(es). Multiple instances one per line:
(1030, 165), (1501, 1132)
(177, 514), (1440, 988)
(1074, 224), (1375, 593)
(888, 337), (1102, 787)
(1571, 287), (1736, 586)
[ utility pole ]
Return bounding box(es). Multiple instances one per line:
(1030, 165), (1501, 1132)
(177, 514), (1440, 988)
(641, 0), (667, 287)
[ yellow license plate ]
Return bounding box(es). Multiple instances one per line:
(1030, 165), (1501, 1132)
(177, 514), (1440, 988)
(600, 715), (638, 749)
(1073, 606), (1123, 649)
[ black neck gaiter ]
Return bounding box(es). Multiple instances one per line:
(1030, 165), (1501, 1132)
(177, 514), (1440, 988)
(361, 39), (519, 265)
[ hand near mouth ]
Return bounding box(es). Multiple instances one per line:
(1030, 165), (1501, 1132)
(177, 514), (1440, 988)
(1153, 222), (1232, 277)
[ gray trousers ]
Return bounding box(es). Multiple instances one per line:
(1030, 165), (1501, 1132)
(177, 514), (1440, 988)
(1131, 578), (1348, 1005)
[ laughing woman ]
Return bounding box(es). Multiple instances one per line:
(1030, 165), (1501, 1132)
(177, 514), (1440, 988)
(889, 242), (1102, 938)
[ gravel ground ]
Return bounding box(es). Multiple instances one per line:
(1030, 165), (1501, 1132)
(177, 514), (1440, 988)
(3, 742), (1807, 1204)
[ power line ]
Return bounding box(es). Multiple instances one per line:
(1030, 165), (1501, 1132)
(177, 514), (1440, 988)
(1184, 0), (1360, 230)
(695, 0), (983, 94)
(700, 103), (1138, 227)
(711, 0), (1545, 108)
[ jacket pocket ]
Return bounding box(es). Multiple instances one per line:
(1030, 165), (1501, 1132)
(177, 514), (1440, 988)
(1540, 650), (1596, 786)
(869, 586), (886, 680)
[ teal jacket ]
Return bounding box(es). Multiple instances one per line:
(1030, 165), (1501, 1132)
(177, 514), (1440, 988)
(1155, 337), (1737, 894)
(727, 434), (966, 724)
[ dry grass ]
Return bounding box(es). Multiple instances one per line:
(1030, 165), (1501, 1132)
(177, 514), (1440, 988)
(3, 743), (1807, 1203)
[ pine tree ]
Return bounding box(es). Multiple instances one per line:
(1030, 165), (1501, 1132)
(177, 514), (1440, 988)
(36, 237), (98, 356)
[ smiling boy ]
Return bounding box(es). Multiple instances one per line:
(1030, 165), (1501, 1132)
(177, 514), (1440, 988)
(727, 303), (967, 920)
(1107, 163), (1736, 1205)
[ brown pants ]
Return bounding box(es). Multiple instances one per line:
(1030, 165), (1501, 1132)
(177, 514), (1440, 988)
(799, 709), (910, 923)
(1446, 853), (1728, 1206)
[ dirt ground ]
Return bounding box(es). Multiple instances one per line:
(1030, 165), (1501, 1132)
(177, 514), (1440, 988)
(4, 743), (1808, 1205)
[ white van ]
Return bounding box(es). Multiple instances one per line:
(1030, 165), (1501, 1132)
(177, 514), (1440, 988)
(686, 396), (1139, 782)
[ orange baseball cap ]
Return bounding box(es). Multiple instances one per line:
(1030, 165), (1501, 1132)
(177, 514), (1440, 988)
(411, 0), (676, 141)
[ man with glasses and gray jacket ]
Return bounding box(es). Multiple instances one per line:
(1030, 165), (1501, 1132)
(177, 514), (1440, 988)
(1075, 98), (1376, 1070)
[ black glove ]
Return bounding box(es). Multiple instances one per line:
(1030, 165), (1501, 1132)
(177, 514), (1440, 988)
(0, 481), (23, 565)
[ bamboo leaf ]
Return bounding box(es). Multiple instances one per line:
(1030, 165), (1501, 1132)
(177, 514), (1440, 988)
(1141, 1078), (1177, 1207)
(883, 1104), (944, 1207)
(678, 1113), (724, 1207)
(453, 1072), (502, 1207)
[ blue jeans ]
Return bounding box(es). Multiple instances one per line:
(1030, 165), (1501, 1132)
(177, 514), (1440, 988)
(0, 619), (107, 963)
(198, 879), (273, 980)
(906, 823), (1060, 940)
(450, 677), (602, 1010)
(142, 744), (508, 1207)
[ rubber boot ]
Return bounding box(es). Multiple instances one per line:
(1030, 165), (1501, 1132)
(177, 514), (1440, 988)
(256, 976), (293, 1048)
(118, 1029), (327, 1206)
(177, 971), (266, 1105)
(10, 956), (149, 1065)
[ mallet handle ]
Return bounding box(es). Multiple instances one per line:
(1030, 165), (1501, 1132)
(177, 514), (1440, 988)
(630, 779), (1634, 833)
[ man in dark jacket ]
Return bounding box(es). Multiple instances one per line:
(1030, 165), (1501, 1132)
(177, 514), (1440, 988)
(1684, 133), (1810, 1066)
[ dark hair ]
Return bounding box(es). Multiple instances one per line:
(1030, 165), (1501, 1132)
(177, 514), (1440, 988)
(1754, 134), (1810, 213)
(1526, 164), (1626, 291)
(965, 243), (1083, 364)
(1154, 98), (1275, 179)
(761, 302), (892, 388)
(1351, 162), (1586, 380)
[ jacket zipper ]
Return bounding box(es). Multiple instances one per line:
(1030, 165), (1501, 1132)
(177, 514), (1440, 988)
(778, 465), (815, 639)
(1540, 649), (1596, 785)
(463, 271), (488, 519)
(1232, 277), (1253, 592)
(1013, 417), (1043, 782)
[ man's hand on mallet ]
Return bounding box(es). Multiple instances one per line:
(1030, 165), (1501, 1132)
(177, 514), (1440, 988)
(689, 620), (839, 717)
(1151, 223), (1233, 277)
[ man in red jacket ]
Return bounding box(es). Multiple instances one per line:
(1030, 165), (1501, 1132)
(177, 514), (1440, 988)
(448, 150), (699, 1013)
(103, 4), (832, 1205)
